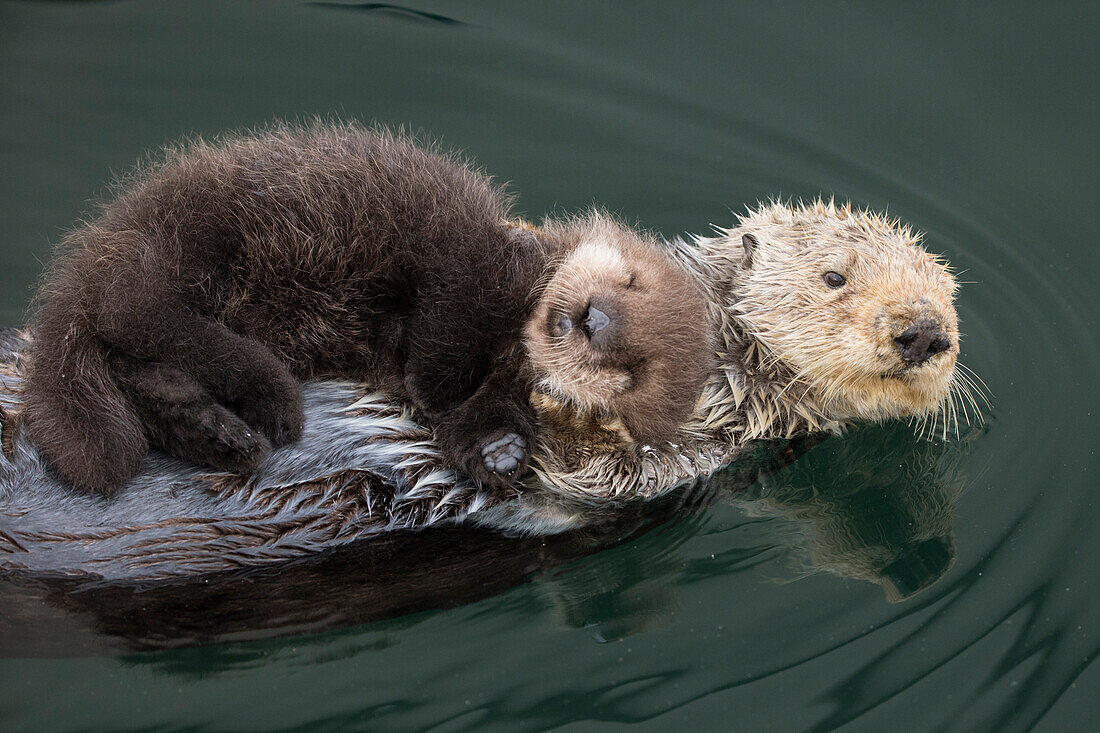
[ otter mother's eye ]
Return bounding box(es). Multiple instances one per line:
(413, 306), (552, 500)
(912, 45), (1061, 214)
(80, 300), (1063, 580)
(824, 271), (846, 288)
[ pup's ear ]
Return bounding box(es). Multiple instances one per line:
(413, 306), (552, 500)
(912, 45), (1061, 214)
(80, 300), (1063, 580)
(506, 222), (540, 249)
(741, 233), (758, 269)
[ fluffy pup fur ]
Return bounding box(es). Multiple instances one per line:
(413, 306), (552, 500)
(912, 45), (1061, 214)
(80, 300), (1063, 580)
(24, 122), (710, 495)
(525, 214), (711, 447)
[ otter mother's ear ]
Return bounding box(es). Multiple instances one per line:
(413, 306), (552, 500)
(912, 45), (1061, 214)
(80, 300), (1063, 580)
(741, 233), (759, 269)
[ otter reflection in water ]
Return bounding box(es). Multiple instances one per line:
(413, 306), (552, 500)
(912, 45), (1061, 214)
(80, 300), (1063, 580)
(0, 428), (970, 654)
(542, 425), (973, 641)
(724, 423), (974, 602)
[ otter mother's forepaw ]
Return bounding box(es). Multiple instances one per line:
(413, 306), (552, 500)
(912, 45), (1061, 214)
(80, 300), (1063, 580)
(480, 432), (528, 480)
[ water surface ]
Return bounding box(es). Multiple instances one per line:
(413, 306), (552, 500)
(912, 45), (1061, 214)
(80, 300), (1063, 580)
(0, 1), (1096, 731)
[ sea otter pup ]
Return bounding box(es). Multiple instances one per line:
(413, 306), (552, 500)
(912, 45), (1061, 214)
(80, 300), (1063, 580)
(23, 123), (710, 496)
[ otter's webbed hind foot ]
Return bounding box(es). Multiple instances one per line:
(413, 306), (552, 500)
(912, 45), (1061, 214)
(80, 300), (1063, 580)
(160, 400), (272, 476)
(111, 356), (272, 475)
(96, 297), (305, 451)
(222, 361), (304, 449)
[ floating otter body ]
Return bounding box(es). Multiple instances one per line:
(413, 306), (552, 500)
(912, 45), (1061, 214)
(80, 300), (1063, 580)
(0, 200), (984, 582)
(22, 123), (709, 495)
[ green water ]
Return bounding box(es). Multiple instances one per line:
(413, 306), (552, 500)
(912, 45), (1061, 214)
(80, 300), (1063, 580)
(1, 1), (1097, 730)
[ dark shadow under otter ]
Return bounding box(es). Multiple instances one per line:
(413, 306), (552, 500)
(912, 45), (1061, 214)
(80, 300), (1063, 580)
(0, 425), (971, 656)
(0, 437), (811, 656)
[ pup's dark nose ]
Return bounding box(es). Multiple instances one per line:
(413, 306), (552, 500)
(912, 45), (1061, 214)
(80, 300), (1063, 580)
(582, 306), (610, 336)
(580, 297), (620, 350)
(894, 320), (952, 366)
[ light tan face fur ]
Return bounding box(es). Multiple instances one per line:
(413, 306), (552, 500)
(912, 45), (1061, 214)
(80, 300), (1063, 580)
(732, 201), (960, 423)
(525, 215), (710, 445)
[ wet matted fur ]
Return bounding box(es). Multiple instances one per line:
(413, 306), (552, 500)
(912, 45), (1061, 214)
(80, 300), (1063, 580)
(0, 201), (985, 581)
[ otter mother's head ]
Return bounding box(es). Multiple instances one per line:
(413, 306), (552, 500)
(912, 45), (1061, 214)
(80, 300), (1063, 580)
(525, 213), (711, 446)
(702, 200), (979, 436)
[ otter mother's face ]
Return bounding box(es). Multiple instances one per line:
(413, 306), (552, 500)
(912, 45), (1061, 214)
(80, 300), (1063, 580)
(735, 214), (960, 423)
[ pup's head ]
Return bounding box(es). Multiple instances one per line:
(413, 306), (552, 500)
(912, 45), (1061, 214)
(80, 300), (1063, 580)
(526, 214), (711, 445)
(723, 200), (965, 426)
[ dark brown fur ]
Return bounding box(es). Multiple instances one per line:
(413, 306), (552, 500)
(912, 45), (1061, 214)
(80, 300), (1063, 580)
(25, 122), (554, 494)
(23, 122), (710, 496)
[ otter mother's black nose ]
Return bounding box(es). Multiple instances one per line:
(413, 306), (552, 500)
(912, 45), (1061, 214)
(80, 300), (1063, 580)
(894, 320), (951, 366)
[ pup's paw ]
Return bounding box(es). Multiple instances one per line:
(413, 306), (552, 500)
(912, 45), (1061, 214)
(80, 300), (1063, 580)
(430, 388), (538, 491)
(26, 407), (147, 496)
(451, 426), (532, 491)
(480, 432), (528, 479)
